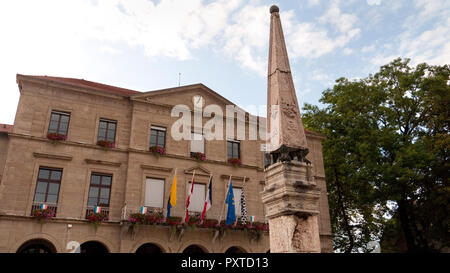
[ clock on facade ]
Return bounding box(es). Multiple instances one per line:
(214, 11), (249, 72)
(192, 95), (204, 108)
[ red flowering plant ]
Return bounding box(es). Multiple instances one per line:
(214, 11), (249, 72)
(186, 216), (202, 230)
(145, 212), (165, 225)
(165, 216), (182, 226)
(246, 222), (269, 241)
(47, 133), (67, 144)
(87, 212), (108, 231)
(228, 158), (242, 167)
(32, 208), (55, 224)
(149, 145), (166, 156)
(201, 219), (218, 229)
(254, 222), (269, 232)
(190, 152), (206, 161)
(97, 140), (115, 149)
(129, 213), (146, 227)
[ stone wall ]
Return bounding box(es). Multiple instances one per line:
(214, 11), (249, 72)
(0, 76), (332, 252)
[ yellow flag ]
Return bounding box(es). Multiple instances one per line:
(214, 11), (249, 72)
(169, 173), (177, 207)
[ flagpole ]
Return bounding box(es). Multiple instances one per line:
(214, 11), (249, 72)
(200, 172), (213, 224)
(239, 176), (247, 225)
(165, 168), (177, 218)
(184, 170), (195, 223)
(218, 174), (232, 224)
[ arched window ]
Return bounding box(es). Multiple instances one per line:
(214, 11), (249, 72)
(183, 245), (207, 253)
(80, 241), (109, 253)
(225, 246), (247, 253)
(136, 243), (163, 253)
(17, 239), (57, 253)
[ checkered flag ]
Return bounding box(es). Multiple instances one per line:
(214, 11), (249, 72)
(240, 190), (248, 224)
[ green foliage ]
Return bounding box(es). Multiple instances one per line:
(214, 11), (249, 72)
(303, 58), (450, 252)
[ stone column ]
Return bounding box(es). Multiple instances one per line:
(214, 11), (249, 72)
(261, 161), (321, 253)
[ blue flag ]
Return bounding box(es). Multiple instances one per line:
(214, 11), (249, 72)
(225, 179), (236, 226)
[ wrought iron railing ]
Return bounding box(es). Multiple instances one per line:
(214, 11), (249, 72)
(85, 206), (110, 220)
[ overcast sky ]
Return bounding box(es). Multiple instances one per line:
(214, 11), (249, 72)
(0, 0), (449, 124)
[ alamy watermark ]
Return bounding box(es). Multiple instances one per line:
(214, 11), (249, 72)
(170, 104), (280, 152)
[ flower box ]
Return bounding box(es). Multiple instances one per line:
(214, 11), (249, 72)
(190, 152), (206, 161)
(254, 222), (269, 232)
(201, 219), (218, 228)
(87, 212), (108, 230)
(228, 158), (242, 166)
(149, 145), (166, 156)
(187, 216), (201, 227)
(97, 140), (115, 148)
(32, 208), (55, 224)
(129, 213), (146, 225)
(47, 133), (67, 143)
(165, 216), (182, 226)
(146, 212), (165, 225)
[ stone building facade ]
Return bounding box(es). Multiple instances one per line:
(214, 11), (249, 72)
(0, 74), (332, 253)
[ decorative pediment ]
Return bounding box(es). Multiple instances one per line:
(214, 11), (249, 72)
(131, 84), (236, 107)
(184, 165), (211, 177)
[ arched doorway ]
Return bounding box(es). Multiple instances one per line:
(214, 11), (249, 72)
(17, 239), (57, 253)
(183, 245), (207, 253)
(225, 246), (247, 253)
(80, 241), (109, 253)
(136, 243), (163, 253)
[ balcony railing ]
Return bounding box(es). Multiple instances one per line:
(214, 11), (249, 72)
(31, 203), (58, 217)
(85, 206), (110, 220)
(144, 206), (163, 215)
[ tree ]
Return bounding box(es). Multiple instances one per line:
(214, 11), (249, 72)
(302, 58), (450, 252)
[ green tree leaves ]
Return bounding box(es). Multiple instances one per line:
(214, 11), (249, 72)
(303, 58), (450, 252)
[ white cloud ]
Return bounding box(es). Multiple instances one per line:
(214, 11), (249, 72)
(367, 0), (381, 6)
(319, 1), (359, 34)
(343, 48), (353, 55)
(369, 0), (450, 69)
(362, 45), (376, 53)
(308, 0), (321, 6)
(99, 45), (121, 55)
(222, 4), (270, 76)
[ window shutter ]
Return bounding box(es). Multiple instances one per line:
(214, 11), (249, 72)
(145, 178), (165, 208)
(187, 183), (206, 212)
(191, 133), (204, 153)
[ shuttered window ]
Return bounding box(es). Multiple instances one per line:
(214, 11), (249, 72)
(187, 183), (206, 212)
(191, 132), (204, 153)
(145, 178), (165, 208)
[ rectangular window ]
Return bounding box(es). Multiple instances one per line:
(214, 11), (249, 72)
(150, 126), (166, 148)
(233, 187), (242, 216)
(98, 119), (117, 143)
(48, 111), (70, 136)
(190, 132), (204, 154)
(144, 178), (165, 208)
(187, 182), (206, 212)
(227, 140), (240, 159)
(33, 167), (62, 204)
(87, 173), (112, 207)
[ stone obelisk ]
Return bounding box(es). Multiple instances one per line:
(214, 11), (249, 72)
(261, 5), (322, 253)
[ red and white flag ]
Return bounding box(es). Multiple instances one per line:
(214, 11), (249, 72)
(185, 170), (196, 223)
(201, 176), (213, 222)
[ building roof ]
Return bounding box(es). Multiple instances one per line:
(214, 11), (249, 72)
(15, 74), (325, 139)
(0, 124), (13, 134)
(17, 75), (141, 97)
